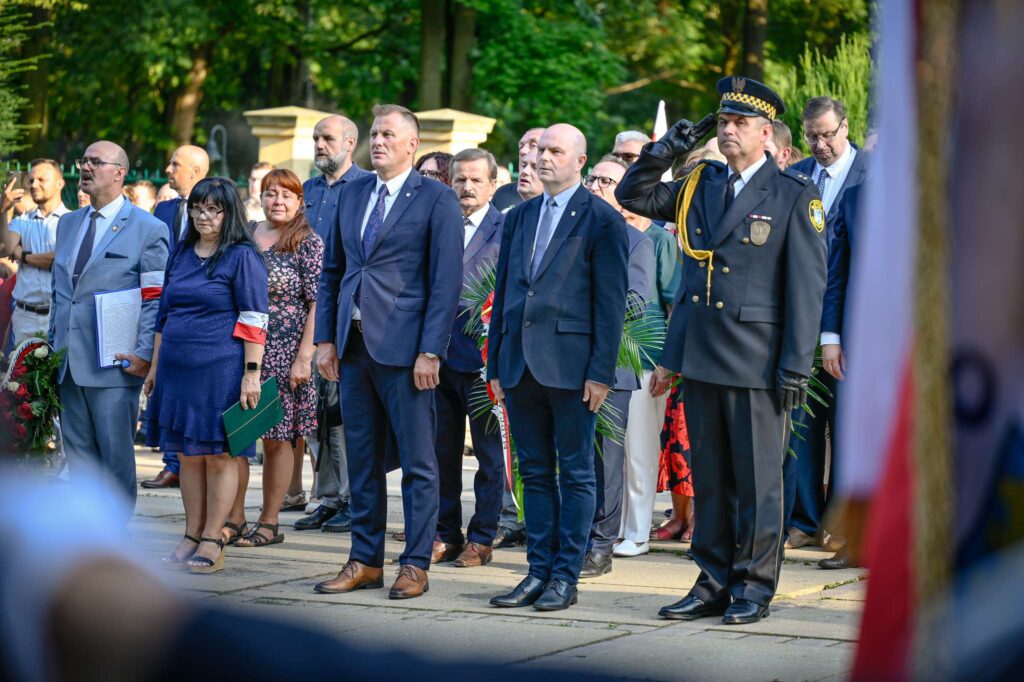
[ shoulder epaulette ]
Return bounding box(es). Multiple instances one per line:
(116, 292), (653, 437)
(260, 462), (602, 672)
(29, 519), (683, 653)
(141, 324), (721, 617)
(782, 167), (813, 185)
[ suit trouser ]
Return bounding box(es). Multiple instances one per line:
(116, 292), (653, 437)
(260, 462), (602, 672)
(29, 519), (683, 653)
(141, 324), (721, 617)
(309, 375), (350, 509)
(783, 373), (838, 535)
(505, 368), (597, 585)
(59, 374), (140, 509)
(340, 329), (438, 571)
(683, 378), (788, 606)
(588, 389), (631, 555)
(435, 365), (504, 545)
(621, 370), (668, 544)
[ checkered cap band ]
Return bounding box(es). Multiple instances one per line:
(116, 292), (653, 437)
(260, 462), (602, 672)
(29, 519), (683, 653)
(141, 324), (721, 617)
(721, 92), (777, 120)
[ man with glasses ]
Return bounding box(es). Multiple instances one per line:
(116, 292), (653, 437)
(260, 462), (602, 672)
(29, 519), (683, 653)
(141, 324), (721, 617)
(49, 141), (169, 509)
(611, 130), (650, 166)
(782, 97), (869, 553)
(141, 144), (209, 490)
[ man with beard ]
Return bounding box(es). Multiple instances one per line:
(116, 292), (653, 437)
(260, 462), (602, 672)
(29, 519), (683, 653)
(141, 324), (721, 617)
(492, 127), (545, 212)
(294, 114), (373, 534)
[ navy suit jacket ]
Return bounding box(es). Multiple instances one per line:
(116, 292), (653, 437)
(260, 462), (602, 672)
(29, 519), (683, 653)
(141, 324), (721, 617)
(448, 204), (504, 373)
(820, 184), (861, 337)
(153, 197), (185, 251)
(791, 145), (868, 243)
(486, 185), (629, 390)
(314, 168), (464, 367)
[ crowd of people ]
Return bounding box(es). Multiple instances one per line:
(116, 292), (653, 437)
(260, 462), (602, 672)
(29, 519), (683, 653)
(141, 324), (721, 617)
(0, 74), (869, 622)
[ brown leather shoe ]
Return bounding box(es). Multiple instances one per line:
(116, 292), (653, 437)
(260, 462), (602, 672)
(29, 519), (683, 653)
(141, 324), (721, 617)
(784, 527), (816, 549)
(431, 540), (464, 564)
(389, 564), (429, 599)
(453, 542), (493, 567)
(140, 468), (180, 489)
(314, 560), (384, 594)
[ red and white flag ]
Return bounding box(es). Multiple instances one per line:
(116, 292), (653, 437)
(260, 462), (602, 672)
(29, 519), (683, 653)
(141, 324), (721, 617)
(653, 101), (672, 181)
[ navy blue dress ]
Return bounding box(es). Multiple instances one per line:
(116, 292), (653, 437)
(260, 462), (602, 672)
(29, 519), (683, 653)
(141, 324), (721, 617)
(146, 243), (269, 457)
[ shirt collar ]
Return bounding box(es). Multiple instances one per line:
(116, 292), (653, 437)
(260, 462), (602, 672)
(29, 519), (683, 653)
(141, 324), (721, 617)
(93, 194), (126, 219)
(814, 143), (854, 180)
(376, 167), (413, 198)
(727, 153), (769, 185)
(25, 203), (70, 221)
(542, 182), (582, 208)
(466, 204), (490, 228)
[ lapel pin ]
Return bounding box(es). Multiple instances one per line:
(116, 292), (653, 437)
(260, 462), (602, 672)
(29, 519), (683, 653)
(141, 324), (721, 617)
(571, 211), (576, 217)
(406, 192), (411, 197)
(112, 226), (120, 232)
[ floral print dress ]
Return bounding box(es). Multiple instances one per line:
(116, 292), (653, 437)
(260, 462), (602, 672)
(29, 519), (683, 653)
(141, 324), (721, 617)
(260, 232), (323, 441)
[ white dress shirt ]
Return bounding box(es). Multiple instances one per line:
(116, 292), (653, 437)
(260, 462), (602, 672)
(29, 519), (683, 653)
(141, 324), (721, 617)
(463, 204), (489, 248)
(813, 144), (856, 215)
(352, 166), (413, 320)
(532, 183), (581, 259)
(726, 153), (769, 197)
(71, 194), (126, 270)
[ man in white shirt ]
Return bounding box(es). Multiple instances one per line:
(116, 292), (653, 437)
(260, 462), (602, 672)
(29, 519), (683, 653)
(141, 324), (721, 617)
(0, 160), (68, 344)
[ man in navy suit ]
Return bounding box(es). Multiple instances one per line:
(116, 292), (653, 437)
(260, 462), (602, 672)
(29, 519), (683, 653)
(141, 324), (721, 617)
(430, 148), (507, 568)
(313, 105), (463, 600)
(141, 144), (209, 490)
(487, 124), (629, 612)
(782, 97), (868, 551)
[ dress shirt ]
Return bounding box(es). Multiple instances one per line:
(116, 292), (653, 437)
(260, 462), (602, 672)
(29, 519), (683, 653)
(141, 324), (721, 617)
(352, 166), (414, 321)
(813, 144), (856, 215)
(726, 153), (769, 198)
(71, 194), (125, 271)
(463, 204), (489, 248)
(531, 183), (581, 260)
(9, 204), (69, 305)
(302, 163), (371, 241)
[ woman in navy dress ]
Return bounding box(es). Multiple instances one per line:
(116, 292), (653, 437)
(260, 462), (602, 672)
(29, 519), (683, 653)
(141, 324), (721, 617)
(144, 177), (268, 574)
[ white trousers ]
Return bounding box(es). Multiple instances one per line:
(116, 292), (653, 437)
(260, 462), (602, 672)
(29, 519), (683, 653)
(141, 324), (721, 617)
(619, 370), (668, 543)
(11, 306), (50, 345)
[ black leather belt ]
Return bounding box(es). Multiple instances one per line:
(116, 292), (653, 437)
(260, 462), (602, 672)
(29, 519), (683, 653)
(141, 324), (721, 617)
(15, 300), (49, 315)
(351, 320), (363, 334)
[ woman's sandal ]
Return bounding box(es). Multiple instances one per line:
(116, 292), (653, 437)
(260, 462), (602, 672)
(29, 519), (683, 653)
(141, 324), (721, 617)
(187, 537), (226, 574)
(222, 521), (250, 546)
(234, 522), (284, 548)
(162, 534), (199, 570)
(650, 524), (685, 542)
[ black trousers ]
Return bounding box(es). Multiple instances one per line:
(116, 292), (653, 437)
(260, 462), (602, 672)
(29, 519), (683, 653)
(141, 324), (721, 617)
(587, 389), (632, 555)
(683, 379), (790, 606)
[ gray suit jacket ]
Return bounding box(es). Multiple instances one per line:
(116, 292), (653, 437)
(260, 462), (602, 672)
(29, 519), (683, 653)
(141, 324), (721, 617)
(613, 225), (654, 391)
(49, 200), (169, 387)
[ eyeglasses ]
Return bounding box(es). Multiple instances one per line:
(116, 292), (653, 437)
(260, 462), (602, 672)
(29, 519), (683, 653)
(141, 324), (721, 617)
(420, 170), (442, 180)
(75, 157), (124, 170)
(803, 119), (846, 146)
(611, 152), (640, 165)
(583, 174), (619, 189)
(188, 206), (224, 219)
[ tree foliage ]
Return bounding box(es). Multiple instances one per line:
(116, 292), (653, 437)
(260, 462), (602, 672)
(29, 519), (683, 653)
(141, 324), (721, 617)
(0, 5), (43, 151)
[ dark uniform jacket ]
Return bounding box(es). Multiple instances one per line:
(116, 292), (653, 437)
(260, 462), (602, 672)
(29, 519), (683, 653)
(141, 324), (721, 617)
(615, 147), (827, 390)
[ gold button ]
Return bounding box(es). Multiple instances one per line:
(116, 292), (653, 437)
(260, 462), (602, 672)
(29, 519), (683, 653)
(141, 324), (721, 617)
(699, 261), (706, 268)
(692, 295), (699, 303)
(695, 228), (702, 235)
(722, 266), (730, 274)
(742, 237), (750, 244)
(715, 301), (724, 309)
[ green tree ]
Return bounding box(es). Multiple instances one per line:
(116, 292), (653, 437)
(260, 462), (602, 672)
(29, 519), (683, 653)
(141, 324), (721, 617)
(0, 5), (43, 152)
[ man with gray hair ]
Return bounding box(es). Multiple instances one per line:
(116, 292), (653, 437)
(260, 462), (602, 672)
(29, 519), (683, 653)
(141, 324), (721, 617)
(431, 147), (507, 568)
(612, 130), (650, 166)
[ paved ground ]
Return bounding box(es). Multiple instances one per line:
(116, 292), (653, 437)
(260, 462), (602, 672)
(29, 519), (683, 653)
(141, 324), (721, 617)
(132, 448), (863, 681)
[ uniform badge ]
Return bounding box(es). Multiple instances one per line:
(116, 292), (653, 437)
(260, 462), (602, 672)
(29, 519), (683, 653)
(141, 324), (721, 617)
(732, 77), (746, 92)
(809, 199), (825, 233)
(750, 220), (771, 246)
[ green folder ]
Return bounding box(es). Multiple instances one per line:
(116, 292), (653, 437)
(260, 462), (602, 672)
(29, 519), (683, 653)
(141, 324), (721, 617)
(222, 377), (284, 456)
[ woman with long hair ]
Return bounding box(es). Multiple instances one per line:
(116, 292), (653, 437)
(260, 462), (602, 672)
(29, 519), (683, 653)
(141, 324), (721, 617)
(230, 169), (323, 548)
(144, 177), (268, 574)
(415, 151), (453, 186)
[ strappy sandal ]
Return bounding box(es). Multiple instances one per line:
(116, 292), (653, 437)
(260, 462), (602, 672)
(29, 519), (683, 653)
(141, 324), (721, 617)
(234, 522), (284, 547)
(222, 521), (250, 546)
(187, 537), (226, 574)
(162, 534), (199, 570)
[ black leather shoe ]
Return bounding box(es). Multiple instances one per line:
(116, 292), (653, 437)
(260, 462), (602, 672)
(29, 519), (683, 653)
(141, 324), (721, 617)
(322, 506), (352, 533)
(658, 595), (728, 620)
(579, 552), (612, 578)
(722, 599), (770, 625)
(818, 551), (859, 570)
(492, 526), (526, 549)
(490, 575), (547, 608)
(534, 578), (578, 611)
(293, 505), (338, 531)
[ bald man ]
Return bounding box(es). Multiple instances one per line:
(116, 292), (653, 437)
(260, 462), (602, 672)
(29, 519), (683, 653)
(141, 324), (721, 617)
(49, 140), (169, 507)
(487, 124), (629, 611)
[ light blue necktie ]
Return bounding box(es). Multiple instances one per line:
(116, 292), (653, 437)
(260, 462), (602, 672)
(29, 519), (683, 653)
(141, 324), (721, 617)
(530, 197), (558, 279)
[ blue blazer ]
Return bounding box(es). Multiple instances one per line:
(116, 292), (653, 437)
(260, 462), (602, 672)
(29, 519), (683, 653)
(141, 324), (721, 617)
(314, 169), (465, 367)
(49, 201), (169, 386)
(791, 145), (868, 243)
(820, 184), (861, 337)
(448, 204), (504, 374)
(154, 197), (185, 251)
(486, 185), (629, 390)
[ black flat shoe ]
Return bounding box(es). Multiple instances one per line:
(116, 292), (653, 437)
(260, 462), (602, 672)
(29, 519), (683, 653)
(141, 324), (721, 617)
(579, 552), (612, 578)
(490, 575), (547, 608)
(294, 505), (338, 531)
(492, 526), (526, 549)
(658, 595), (729, 620)
(722, 599), (770, 625)
(533, 578), (578, 611)
(818, 552), (859, 570)
(322, 506), (352, 533)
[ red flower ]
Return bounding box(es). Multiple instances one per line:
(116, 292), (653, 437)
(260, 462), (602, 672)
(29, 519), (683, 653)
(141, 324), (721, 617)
(480, 291), (495, 325)
(480, 338), (489, 365)
(12, 365), (27, 379)
(15, 385), (29, 400)
(13, 423), (27, 439)
(17, 403), (33, 420)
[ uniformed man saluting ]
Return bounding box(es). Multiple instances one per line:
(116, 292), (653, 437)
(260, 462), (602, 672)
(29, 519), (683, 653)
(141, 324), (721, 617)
(616, 77), (827, 625)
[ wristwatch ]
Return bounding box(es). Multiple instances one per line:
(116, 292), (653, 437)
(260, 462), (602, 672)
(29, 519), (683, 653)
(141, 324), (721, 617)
(422, 352), (438, 360)
(19, 250), (30, 264)
(245, 362), (261, 372)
